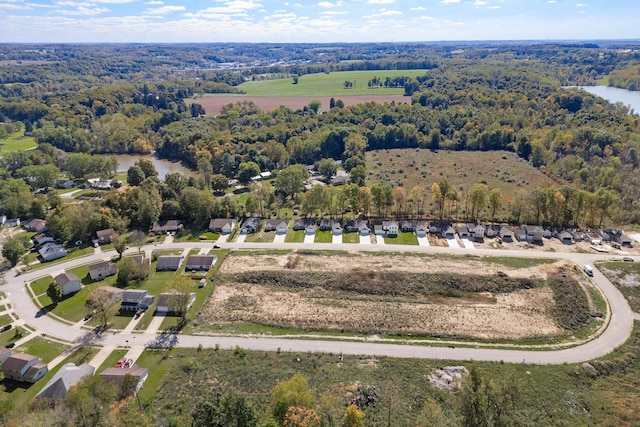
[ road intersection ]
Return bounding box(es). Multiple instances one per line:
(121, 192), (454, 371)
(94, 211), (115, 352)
(1, 240), (635, 365)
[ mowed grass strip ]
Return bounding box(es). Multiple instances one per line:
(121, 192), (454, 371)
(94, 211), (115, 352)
(384, 231), (418, 245)
(342, 232), (360, 243)
(237, 69), (430, 96)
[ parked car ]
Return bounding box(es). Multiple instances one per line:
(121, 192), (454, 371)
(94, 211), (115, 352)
(623, 257), (634, 262)
(0, 324), (12, 333)
(116, 358), (125, 368)
(124, 358), (133, 368)
(4, 342), (15, 349)
(213, 244), (220, 249)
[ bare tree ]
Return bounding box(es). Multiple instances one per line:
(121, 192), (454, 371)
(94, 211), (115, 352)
(85, 287), (119, 327)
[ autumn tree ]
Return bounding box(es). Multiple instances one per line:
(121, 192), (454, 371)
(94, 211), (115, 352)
(65, 374), (117, 427)
(127, 230), (147, 254)
(112, 233), (126, 260)
(488, 188), (503, 221)
(283, 406), (320, 427)
(85, 287), (119, 327)
(192, 391), (259, 427)
(166, 276), (193, 323)
(394, 186), (407, 216)
(272, 374), (316, 425)
(342, 404), (365, 427)
(469, 183), (488, 222)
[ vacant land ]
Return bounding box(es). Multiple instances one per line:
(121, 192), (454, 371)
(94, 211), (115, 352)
(366, 148), (564, 217)
(0, 131), (37, 153)
(193, 94), (408, 115)
(197, 251), (585, 340)
(598, 261), (640, 312)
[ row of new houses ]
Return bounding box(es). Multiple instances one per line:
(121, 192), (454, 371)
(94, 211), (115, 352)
(235, 217), (633, 246)
(0, 350), (148, 400)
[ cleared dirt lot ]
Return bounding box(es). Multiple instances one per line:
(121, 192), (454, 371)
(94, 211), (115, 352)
(200, 251), (569, 340)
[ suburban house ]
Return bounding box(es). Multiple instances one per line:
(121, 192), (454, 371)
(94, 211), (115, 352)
(98, 286), (124, 302)
(24, 218), (47, 233)
(265, 219), (289, 234)
(54, 272), (81, 296)
(185, 255), (217, 271)
(155, 291), (196, 315)
(33, 233), (55, 247)
(241, 217), (260, 234)
(382, 221), (399, 236)
(294, 219), (316, 231)
(88, 261), (117, 281)
(86, 178), (117, 190)
(346, 220), (370, 236)
(415, 222), (427, 238)
(0, 216), (20, 228)
(151, 220), (183, 234)
(128, 255), (151, 277)
(468, 224), (485, 241)
(456, 226), (470, 239)
(557, 231), (573, 244)
(524, 225), (544, 243)
(443, 226), (455, 239)
(208, 218), (236, 234)
(514, 228), (527, 242)
(0, 349), (12, 365)
(39, 243), (68, 262)
(499, 226), (514, 241)
(36, 363), (95, 400)
(120, 290), (154, 312)
(100, 366), (149, 395)
(96, 228), (115, 244)
(428, 221), (452, 237)
(400, 220), (416, 233)
(305, 222), (316, 235)
(1, 353), (48, 383)
(156, 255), (183, 271)
(55, 179), (75, 189)
(610, 230), (633, 247)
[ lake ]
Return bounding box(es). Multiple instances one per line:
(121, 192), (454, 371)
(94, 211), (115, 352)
(571, 85), (640, 114)
(102, 154), (199, 179)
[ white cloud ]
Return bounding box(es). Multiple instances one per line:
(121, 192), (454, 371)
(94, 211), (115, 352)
(410, 6), (425, 11)
(317, 1), (342, 7)
(146, 5), (184, 15)
(547, 0), (557, 3)
(320, 10), (347, 15)
(366, 0), (393, 3)
(576, 3), (587, 6)
(58, 6), (110, 15)
(144, 0), (163, 4)
(474, 0), (487, 6)
(0, 3), (33, 10)
(441, 0), (460, 4)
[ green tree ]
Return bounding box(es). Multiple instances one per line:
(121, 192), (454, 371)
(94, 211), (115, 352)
(210, 174), (228, 194)
(167, 276), (193, 323)
(46, 282), (63, 305)
(2, 235), (26, 266)
(318, 158), (338, 181)
(65, 375), (117, 427)
(488, 188), (503, 221)
(112, 233), (126, 260)
(198, 157), (213, 189)
(192, 391), (259, 427)
(469, 183), (488, 222)
(272, 374), (316, 425)
(45, 208), (72, 243)
(275, 165), (308, 199)
(127, 165), (145, 186)
(116, 257), (148, 287)
(238, 161), (261, 185)
(134, 158), (158, 179)
(350, 165), (366, 187)
(85, 287), (119, 327)
(308, 100), (321, 114)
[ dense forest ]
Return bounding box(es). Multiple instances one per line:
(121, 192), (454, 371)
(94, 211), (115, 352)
(1, 42), (640, 224)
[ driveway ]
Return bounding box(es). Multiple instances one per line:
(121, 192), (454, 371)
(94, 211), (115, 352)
(332, 234), (342, 244)
(417, 236), (430, 247)
(273, 233), (286, 244)
(304, 233), (315, 244)
(446, 238), (460, 248)
(375, 235), (385, 246)
(461, 238), (475, 249)
(236, 233), (247, 243)
(359, 234), (370, 245)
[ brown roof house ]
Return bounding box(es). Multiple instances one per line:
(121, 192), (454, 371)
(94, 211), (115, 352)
(89, 261), (117, 281)
(1, 353), (48, 383)
(155, 291), (196, 315)
(156, 255), (183, 271)
(24, 218), (47, 233)
(36, 363), (94, 400)
(185, 255), (217, 271)
(100, 365), (148, 395)
(152, 220), (182, 234)
(208, 218), (236, 234)
(96, 228), (115, 245)
(54, 272), (81, 296)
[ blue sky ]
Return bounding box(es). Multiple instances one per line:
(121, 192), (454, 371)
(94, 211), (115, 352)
(0, 0), (637, 43)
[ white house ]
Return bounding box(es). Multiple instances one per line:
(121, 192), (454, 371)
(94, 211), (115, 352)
(88, 261), (117, 281)
(39, 243), (68, 262)
(54, 272), (81, 296)
(1, 353), (48, 383)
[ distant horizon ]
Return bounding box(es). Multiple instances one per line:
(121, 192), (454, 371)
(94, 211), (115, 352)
(0, 0), (638, 44)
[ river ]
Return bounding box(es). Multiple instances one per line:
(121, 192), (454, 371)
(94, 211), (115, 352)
(101, 154), (199, 179)
(570, 85), (640, 114)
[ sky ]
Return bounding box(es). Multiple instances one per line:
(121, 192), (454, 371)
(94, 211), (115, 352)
(0, 0), (638, 44)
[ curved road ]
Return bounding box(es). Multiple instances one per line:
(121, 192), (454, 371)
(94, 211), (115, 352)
(2, 241), (635, 365)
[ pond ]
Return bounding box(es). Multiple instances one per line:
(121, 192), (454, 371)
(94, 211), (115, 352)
(99, 154), (199, 179)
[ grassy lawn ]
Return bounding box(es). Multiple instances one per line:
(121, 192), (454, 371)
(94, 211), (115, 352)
(0, 327), (29, 348)
(314, 230), (332, 243)
(245, 230), (275, 243)
(30, 276), (53, 296)
(342, 232), (360, 243)
(0, 315), (11, 326)
(7, 345), (97, 411)
(174, 229), (219, 242)
(384, 231), (419, 245)
(137, 349), (173, 402)
(366, 148), (562, 219)
(235, 69), (429, 96)
(285, 229), (305, 243)
(16, 336), (68, 363)
(22, 247), (94, 272)
(0, 130), (37, 153)
(483, 257), (558, 269)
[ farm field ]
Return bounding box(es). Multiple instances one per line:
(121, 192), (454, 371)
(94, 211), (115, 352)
(366, 148), (564, 217)
(197, 251), (593, 341)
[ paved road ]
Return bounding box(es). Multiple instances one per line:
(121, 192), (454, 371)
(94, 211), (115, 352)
(2, 240), (635, 365)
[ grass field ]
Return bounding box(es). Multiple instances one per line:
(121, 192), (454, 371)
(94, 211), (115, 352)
(384, 231), (418, 245)
(234, 69), (430, 97)
(366, 148), (564, 219)
(0, 131), (37, 153)
(342, 232), (360, 243)
(285, 229), (305, 243)
(314, 230), (332, 243)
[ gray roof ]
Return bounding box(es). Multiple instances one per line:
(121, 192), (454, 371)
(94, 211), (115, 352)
(88, 260), (113, 272)
(156, 255), (182, 268)
(1, 353), (38, 372)
(186, 255), (216, 267)
(36, 363), (94, 400)
(152, 220), (182, 232)
(55, 272), (79, 286)
(96, 228), (115, 239)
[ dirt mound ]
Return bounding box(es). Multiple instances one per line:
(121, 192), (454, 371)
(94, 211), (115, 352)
(428, 366), (469, 392)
